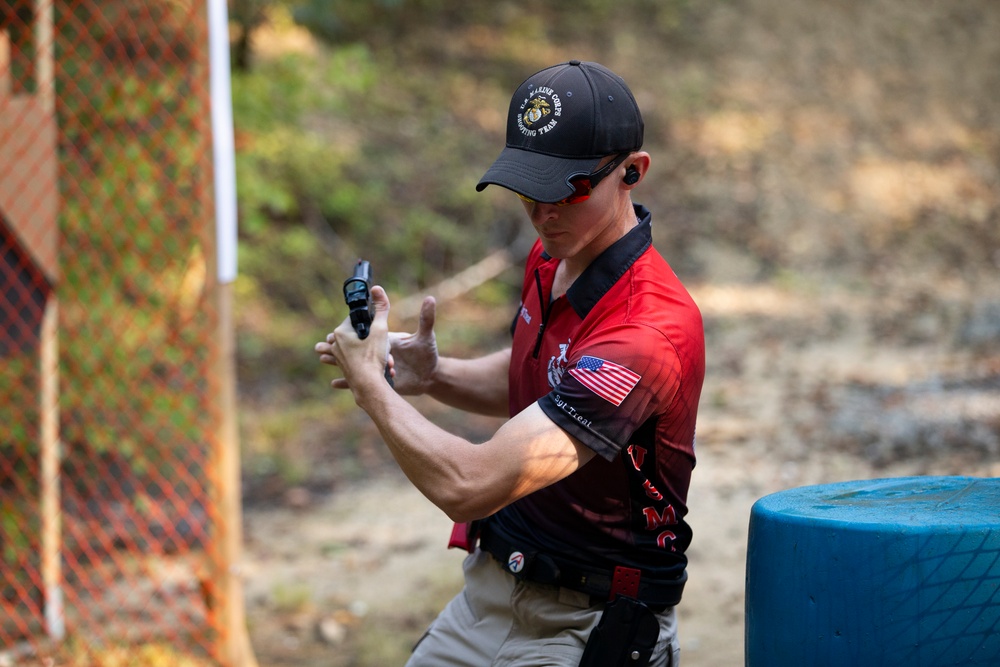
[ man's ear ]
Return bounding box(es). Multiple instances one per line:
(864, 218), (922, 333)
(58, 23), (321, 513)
(622, 153), (650, 188)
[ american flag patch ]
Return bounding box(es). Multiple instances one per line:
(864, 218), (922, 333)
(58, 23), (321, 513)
(568, 356), (641, 406)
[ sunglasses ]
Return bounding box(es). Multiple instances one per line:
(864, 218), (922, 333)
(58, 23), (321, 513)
(517, 153), (631, 206)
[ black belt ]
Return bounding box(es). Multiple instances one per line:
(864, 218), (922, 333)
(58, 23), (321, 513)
(479, 523), (685, 609)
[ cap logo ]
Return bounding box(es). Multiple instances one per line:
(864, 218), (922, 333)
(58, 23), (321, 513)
(518, 87), (562, 138)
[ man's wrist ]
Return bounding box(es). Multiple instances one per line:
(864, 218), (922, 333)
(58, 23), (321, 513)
(352, 370), (393, 411)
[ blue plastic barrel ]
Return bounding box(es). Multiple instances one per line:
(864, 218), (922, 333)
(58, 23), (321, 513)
(745, 476), (1000, 666)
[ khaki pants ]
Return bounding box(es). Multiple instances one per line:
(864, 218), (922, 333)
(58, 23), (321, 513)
(406, 548), (680, 667)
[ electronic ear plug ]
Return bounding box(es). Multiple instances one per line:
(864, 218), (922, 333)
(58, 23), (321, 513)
(623, 165), (640, 185)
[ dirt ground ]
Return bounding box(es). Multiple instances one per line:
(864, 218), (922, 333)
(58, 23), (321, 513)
(240, 281), (1000, 667)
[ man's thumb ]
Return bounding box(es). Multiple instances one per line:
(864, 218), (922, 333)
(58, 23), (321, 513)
(370, 285), (391, 321)
(418, 296), (436, 338)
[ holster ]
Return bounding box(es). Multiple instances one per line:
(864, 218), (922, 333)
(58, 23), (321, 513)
(578, 595), (660, 667)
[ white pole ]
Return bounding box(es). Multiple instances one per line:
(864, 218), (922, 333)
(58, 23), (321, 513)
(207, 0), (238, 283)
(206, 4), (257, 664)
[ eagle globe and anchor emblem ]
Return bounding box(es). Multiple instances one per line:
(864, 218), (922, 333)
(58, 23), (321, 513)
(547, 342), (570, 388)
(522, 96), (551, 127)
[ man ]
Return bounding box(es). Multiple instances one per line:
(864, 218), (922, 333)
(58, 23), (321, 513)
(316, 60), (704, 667)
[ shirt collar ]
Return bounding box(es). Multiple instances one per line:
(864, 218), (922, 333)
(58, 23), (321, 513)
(552, 203), (652, 318)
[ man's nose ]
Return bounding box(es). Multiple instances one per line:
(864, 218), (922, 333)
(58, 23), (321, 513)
(528, 202), (559, 223)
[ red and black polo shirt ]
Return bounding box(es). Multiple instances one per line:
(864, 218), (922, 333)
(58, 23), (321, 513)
(488, 204), (705, 580)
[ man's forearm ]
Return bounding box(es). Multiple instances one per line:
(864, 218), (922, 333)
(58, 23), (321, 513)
(427, 348), (511, 417)
(352, 378), (497, 521)
(353, 378), (590, 523)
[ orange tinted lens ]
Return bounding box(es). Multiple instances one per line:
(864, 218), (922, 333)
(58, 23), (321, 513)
(517, 178), (592, 206)
(556, 178), (592, 206)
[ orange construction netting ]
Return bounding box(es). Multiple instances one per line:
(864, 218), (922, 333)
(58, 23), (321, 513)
(2, 1), (240, 663)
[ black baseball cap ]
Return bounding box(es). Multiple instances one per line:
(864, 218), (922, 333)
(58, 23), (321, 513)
(476, 60), (644, 203)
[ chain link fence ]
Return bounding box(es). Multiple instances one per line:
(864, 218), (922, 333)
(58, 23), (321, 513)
(2, 1), (249, 663)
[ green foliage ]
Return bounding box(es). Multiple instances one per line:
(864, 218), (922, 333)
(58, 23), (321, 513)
(1, 496), (35, 565)
(50, 1), (215, 466)
(270, 581), (314, 613)
(291, 0), (699, 54)
(0, 354), (37, 448)
(231, 0), (710, 307)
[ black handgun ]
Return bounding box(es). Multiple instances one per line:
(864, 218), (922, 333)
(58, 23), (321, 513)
(342, 259), (393, 386)
(343, 259), (375, 339)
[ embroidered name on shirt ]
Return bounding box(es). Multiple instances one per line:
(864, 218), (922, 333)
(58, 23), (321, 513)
(568, 356), (641, 406)
(551, 393), (593, 428)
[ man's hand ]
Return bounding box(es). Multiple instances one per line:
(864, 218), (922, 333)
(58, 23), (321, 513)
(386, 296), (439, 396)
(315, 285), (393, 397)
